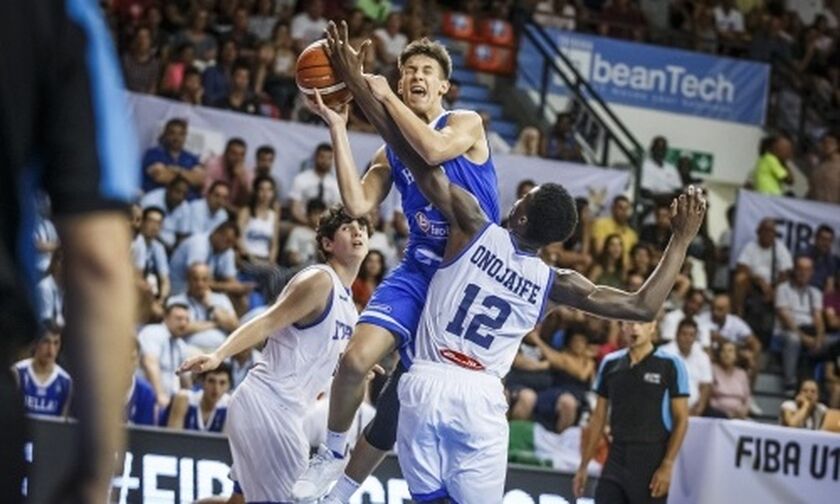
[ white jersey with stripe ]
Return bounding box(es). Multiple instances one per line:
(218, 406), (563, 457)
(414, 223), (555, 379)
(245, 264), (356, 414)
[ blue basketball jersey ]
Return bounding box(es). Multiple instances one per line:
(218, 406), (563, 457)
(126, 375), (156, 426)
(386, 111), (500, 266)
(14, 358), (72, 417)
(183, 389), (230, 433)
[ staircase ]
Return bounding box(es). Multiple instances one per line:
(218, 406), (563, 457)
(751, 357), (788, 424)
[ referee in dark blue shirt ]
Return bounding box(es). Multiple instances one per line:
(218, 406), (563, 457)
(575, 321), (690, 503)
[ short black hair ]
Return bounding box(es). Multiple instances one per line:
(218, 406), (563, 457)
(201, 362), (232, 383)
(168, 174), (190, 190)
(142, 206), (166, 220)
(232, 59), (251, 75)
(677, 317), (698, 333)
(316, 205), (371, 261)
(399, 38), (452, 80)
(315, 142), (333, 154)
(613, 195), (630, 206)
(257, 145), (275, 157)
(164, 118), (187, 130)
(516, 179), (536, 195)
(227, 137), (247, 150)
(183, 65), (201, 79)
(208, 180), (231, 194)
(524, 183), (577, 246)
(212, 219), (240, 237)
(817, 224), (834, 236)
(306, 198), (327, 215)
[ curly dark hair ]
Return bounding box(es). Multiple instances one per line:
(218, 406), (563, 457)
(316, 205), (371, 261)
(523, 183), (578, 246)
(399, 37), (452, 79)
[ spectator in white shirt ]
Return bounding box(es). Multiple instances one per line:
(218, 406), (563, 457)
(168, 263), (240, 350)
(37, 251), (64, 328)
(168, 220), (243, 297)
(288, 143), (341, 224)
(137, 302), (192, 408)
(780, 379), (828, 429)
(641, 136), (682, 200)
(189, 181), (231, 234)
(132, 207), (171, 321)
(775, 256), (825, 392)
(713, 0), (745, 38)
(732, 218), (793, 316)
(661, 318), (714, 416)
(660, 288), (707, 343)
(284, 198), (325, 268)
(698, 293), (762, 383)
(140, 176), (192, 250)
(373, 12), (407, 71)
(291, 0), (328, 52)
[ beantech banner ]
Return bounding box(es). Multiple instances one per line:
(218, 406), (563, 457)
(730, 190), (840, 268)
(670, 418), (840, 503)
(518, 27), (770, 126)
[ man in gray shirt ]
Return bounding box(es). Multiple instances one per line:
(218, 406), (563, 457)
(168, 263), (239, 350)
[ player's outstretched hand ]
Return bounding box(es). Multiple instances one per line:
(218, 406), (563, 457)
(178, 352), (222, 375)
(323, 20), (370, 83)
(669, 185), (707, 242)
(305, 88), (348, 127)
(363, 73), (393, 102)
(573, 466), (588, 497)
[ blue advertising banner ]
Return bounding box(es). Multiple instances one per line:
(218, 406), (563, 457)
(518, 27), (770, 126)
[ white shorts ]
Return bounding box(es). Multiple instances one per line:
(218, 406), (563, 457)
(227, 376), (308, 502)
(397, 360), (509, 503)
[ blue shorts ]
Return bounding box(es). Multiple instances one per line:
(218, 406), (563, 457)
(358, 253), (439, 366)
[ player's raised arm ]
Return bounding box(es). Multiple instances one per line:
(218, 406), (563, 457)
(550, 187), (706, 321)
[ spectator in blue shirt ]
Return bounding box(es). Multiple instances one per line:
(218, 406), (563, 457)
(141, 118), (204, 197)
(203, 39), (239, 104)
(139, 176), (192, 251)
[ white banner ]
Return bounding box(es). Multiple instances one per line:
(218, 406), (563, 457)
(127, 93), (630, 218)
(731, 190), (840, 269)
(670, 418), (840, 503)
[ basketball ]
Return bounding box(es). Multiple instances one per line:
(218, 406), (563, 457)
(295, 40), (352, 109)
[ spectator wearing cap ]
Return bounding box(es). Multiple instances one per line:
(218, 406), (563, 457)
(800, 224), (839, 293)
(204, 138), (253, 208)
(132, 207), (171, 321)
(211, 61), (260, 115)
(780, 379), (828, 429)
(137, 302), (192, 409)
(168, 220), (245, 299)
(591, 195), (638, 263)
(640, 136), (682, 201)
(661, 318), (713, 416)
(291, 0), (329, 53)
(141, 119), (204, 196)
(732, 218), (793, 316)
(289, 143), (340, 225)
(753, 134), (794, 196)
(808, 132), (840, 204)
(140, 176), (192, 250)
(189, 181), (232, 235)
(168, 263), (240, 350)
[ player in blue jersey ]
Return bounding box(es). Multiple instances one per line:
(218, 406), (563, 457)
(12, 324), (72, 418)
(166, 364), (232, 433)
(302, 44), (705, 501)
(293, 22), (501, 502)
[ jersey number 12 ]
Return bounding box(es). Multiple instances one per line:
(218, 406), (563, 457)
(445, 283), (512, 349)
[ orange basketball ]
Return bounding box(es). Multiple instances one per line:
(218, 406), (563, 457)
(295, 40), (352, 108)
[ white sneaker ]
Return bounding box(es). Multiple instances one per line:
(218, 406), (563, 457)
(292, 445), (347, 502)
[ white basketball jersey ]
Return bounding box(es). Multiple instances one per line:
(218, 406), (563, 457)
(246, 264), (356, 413)
(414, 223), (555, 378)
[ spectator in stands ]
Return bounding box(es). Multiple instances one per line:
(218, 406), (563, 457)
(802, 224), (839, 292)
(699, 293), (762, 382)
(288, 143), (340, 224)
(661, 318), (713, 416)
(542, 113), (583, 162)
(808, 131), (840, 204)
(204, 138), (253, 208)
(732, 218), (793, 317)
(130, 203), (143, 235)
(137, 302), (192, 408)
(512, 126), (542, 157)
(132, 207), (171, 320)
(628, 243), (654, 279)
(285, 198), (327, 267)
(640, 202), (672, 253)
(533, 0), (577, 31)
(713, 0), (746, 42)
(588, 234), (627, 288)
(172, 7), (217, 65)
(238, 176), (285, 301)
(249, 0), (278, 42)
(140, 176), (192, 250)
(254, 145), (277, 179)
(598, 0), (648, 41)
(352, 250), (387, 311)
(224, 6), (259, 58)
(291, 0), (329, 52)
(203, 39), (239, 104)
(780, 379), (828, 429)
(161, 0), (189, 32)
(212, 61), (260, 115)
(172, 66), (205, 105)
(641, 136), (682, 201)
(159, 42), (196, 96)
(13, 324), (71, 418)
(711, 205), (736, 292)
(166, 364), (232, 432)
(169, 263), (240, 349)
(709, 341), (751, 419)
(122, 26), (160, 94)
(542, 197), (593, 272)
(753, 134), (794, 196)
(169, 221), (247, 298)
(373, 12), (407, 72)
(479, 111), (511, 154)
(267, 24), (299, 115)
(749, 15), (795, 63)
(776, 255), (826, 393)
(190, 181), (231, 235)
(126, 340), (157, 426)
(141, 118), (204, 195)
(527, 329), (595, 433)
(661, 288), (707, 344)
(591, 195), (638, 261)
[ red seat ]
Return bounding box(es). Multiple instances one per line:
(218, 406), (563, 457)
(466, 43), (516, 75)
(441, 11), (476, 41)
(479, 18), (515, 47)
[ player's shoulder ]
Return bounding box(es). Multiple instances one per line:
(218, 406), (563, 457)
(13, 358), (32, 371)
(287, 264), (336, 294)
(55, 364), (72, 381)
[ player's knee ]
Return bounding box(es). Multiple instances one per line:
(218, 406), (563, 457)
(337, 348), (374, 384)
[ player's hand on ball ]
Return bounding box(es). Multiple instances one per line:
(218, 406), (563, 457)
(363, 73), (392, 102)
(669, 185), (706, 241)
(649, 462), (673, 498)
(323, 20), (370, 82)
(178, 353), (222, 375)
(573, 466), (588, 497)
(305, 89), (347, 127)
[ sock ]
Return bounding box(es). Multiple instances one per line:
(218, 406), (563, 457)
(328, 474), (361, 502)
(326, 429), (348, 458)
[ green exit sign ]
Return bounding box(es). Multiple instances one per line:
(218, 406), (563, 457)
(666, 148), (714, 174)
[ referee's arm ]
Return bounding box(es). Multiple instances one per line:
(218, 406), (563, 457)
(649, 359), (691, 498)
